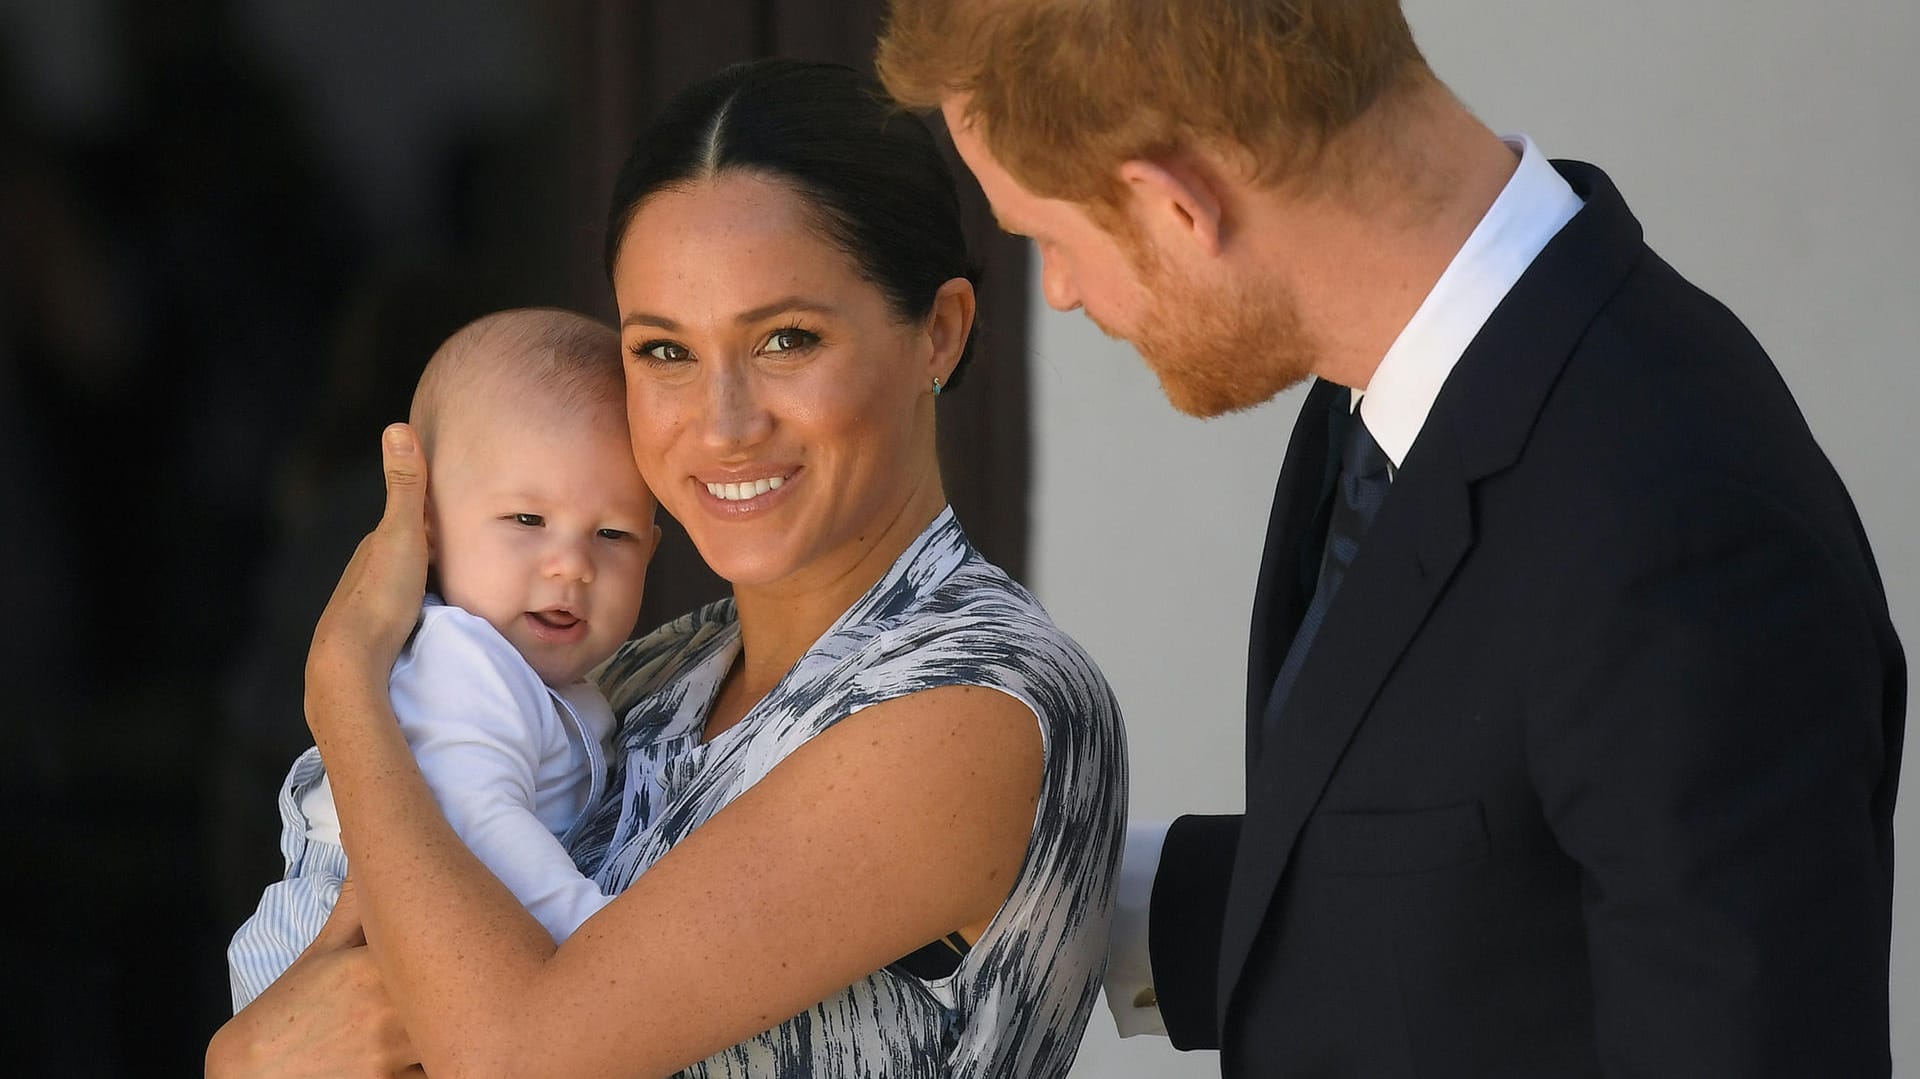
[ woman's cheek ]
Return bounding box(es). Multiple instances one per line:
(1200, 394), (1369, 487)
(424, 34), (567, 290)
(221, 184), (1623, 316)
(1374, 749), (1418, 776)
(625, 392), (680, 480)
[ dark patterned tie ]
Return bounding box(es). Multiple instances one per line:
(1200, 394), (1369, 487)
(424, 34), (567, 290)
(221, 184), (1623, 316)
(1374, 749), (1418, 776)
(1262, 409), (1394, 738)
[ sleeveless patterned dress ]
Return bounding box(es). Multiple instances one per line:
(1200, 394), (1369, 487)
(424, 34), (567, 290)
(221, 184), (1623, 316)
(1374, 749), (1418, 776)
(570, 508), (1127, 1077)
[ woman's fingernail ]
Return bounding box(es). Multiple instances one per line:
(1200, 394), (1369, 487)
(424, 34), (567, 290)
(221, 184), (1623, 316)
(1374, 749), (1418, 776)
(384, 425), (413, 455)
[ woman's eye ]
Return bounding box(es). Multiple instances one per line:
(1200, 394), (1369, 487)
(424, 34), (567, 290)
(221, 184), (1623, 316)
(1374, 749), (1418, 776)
(763, 327), (818, 354)
(510, 513), (544, 527)
(634, 340), (690, 363)
(596, 528), (633, 542)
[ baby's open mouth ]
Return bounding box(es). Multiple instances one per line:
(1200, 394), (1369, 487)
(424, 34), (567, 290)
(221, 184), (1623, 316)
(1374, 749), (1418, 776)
(530, 609), (581, 630)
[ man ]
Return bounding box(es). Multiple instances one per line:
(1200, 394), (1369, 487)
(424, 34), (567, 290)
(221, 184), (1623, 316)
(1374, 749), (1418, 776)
(879, 2), (1904, 1075)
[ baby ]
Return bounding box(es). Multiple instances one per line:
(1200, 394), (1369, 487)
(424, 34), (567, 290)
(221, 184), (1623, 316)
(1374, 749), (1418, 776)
(228, 307), (657, 1011)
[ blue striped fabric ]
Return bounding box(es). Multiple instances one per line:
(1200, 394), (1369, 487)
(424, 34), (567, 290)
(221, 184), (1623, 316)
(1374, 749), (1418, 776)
(573, 506), (1128, 1077)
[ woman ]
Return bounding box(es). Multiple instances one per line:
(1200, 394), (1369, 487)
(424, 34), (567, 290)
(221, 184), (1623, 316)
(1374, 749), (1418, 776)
(207, 59), (1126, 1078)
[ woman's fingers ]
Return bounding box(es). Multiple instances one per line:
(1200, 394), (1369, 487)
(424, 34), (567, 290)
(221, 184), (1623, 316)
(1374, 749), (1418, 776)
(365, 423), (430, 608)
(358, 423), (430, 630)
(307, 425), (432, 686)
(207, 935), (419, 1078)
(376, 423), (428, 554)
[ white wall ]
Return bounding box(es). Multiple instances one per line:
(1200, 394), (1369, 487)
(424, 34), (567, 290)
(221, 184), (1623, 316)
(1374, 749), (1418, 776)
(1049, 3), (1920, 1075)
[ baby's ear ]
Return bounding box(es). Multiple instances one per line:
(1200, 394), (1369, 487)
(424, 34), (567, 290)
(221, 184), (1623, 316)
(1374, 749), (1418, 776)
(422, 502), (444, 598)
(421, 496), (440, 558)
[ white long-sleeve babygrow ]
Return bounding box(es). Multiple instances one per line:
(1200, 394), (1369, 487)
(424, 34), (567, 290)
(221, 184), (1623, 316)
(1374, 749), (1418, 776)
(227, 599), (617, 1011)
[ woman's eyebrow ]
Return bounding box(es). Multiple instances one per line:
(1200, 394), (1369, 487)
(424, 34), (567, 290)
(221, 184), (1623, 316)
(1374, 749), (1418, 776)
(622, 311), (681, 332)
(621, 298), (838, 334)
(733, 297), (837, 325)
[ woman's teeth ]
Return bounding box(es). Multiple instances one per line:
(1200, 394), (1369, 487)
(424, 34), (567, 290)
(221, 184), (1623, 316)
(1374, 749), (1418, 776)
(706, 476), (785, 501)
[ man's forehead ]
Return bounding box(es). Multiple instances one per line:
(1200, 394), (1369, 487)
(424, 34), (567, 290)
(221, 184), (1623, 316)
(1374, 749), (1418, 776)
(935, 101), (1022, 222)
(937, 94), (991, 165)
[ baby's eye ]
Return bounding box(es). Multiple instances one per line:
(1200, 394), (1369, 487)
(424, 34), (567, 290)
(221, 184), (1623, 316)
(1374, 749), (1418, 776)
(509, 513), (544, 527)
(633, 340), (690, 363)
(763, 327), (819, 354)
(596, 528), (633, 542)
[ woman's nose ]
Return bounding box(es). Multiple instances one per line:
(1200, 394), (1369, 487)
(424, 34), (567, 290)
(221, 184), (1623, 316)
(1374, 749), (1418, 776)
(700, 364), (773, 451)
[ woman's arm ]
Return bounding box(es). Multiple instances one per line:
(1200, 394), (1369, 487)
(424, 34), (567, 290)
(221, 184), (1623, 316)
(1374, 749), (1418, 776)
(306, 427), (1045, 1079)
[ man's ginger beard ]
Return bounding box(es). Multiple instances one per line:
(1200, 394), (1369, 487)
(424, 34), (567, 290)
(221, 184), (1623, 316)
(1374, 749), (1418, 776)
(1104, 227), (1320, 418)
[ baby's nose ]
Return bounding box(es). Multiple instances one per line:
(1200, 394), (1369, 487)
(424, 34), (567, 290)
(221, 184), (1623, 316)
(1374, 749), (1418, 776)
(545, 540), (594, 583)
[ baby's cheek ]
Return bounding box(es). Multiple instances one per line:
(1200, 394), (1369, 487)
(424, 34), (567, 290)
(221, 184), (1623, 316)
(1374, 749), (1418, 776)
(610, 559), (651, 617)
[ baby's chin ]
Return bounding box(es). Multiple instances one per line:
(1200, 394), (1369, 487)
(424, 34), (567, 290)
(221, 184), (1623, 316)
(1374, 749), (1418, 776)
(528, 647), (622, 688)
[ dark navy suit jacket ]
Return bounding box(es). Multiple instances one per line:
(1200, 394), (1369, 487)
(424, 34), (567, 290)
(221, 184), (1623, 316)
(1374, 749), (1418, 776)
(1148, 161), (1905, 1077)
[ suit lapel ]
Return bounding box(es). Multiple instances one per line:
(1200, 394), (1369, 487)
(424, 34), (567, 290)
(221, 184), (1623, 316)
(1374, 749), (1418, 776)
(1211, 159), (1652, 1028)
(1245, 379), (1346, 746)
(1217, 433), (1475, 1014)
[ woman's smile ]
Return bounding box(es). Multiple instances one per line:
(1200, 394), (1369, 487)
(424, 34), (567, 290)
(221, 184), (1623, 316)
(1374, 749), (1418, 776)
(691, 467), (800, 519)
(700, 469), (796, 503)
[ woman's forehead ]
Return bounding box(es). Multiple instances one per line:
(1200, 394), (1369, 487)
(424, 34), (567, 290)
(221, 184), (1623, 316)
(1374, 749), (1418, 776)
(612, 175), (881, 326)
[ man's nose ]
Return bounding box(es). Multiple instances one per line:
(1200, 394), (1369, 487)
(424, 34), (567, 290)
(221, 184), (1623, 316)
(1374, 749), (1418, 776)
(1040, 251), (1082, 312)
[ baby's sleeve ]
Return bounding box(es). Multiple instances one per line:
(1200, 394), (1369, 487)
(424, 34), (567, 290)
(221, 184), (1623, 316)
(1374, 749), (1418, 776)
(226, 748), (348, 1012)
(389, 610), (615, 941)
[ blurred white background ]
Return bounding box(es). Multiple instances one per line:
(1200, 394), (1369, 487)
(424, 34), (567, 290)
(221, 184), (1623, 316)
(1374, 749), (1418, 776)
(1051, 2), (1920, 1074)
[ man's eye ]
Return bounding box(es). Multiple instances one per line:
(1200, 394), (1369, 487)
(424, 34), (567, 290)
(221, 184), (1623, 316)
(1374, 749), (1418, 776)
(764, 327), (819, 354)
(510, 513), (543, 527)
(597, 528), (632, 541)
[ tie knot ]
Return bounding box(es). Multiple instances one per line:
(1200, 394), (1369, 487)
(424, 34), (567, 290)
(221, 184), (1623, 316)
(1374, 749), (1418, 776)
(1342, 412), (1392, 482)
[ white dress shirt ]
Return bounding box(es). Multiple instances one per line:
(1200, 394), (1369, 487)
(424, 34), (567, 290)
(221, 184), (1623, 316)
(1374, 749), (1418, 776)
(1105, 135), (1583, 1036)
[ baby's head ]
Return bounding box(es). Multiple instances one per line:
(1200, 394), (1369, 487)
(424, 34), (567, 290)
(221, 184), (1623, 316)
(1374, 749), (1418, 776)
(411, 308), (658, 686)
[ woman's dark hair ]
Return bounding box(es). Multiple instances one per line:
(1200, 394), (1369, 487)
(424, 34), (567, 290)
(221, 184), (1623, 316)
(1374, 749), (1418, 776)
(603, 58), (981, 387)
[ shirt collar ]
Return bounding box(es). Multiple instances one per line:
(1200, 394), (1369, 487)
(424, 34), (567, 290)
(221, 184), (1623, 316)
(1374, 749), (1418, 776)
(1352, 135), (1585, 468)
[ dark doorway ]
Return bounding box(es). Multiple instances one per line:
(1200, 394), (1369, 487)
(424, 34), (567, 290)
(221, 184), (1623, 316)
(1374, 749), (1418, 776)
(0, 2), (1027, 1072)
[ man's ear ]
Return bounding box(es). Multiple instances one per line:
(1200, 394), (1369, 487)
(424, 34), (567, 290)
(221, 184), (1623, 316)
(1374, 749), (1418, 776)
(1117, 154), (1227, 257)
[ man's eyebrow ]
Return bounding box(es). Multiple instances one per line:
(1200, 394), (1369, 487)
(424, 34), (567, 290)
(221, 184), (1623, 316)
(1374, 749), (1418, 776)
(620, 297), (838, 334)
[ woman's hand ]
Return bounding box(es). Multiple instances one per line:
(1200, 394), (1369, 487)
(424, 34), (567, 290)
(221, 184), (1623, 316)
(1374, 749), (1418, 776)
(206, 880), (422, 1078)
(306, 424), (431, 741)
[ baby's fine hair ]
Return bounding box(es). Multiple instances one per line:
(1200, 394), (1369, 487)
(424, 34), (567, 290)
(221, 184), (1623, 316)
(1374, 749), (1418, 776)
(410, 307), (624, 453)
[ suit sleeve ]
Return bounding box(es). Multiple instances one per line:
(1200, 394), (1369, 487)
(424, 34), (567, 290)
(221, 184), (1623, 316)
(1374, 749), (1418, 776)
(1146, 813), (1244, 1050)
(1527, 480), (1898, 1075)
(391, 614), (615, 942)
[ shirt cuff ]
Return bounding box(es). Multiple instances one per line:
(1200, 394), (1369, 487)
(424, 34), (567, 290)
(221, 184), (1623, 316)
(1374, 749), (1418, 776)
(1104, 819), (1171, 1037)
